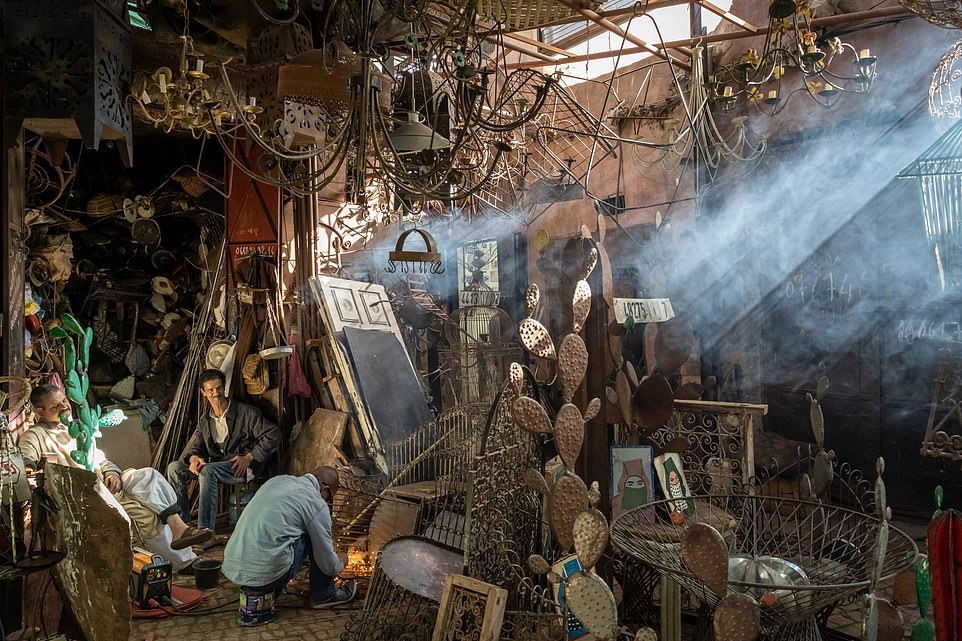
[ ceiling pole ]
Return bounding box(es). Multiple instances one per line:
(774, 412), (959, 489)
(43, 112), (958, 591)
(508, 5), (911, 70)
(553, 0), (691, 71)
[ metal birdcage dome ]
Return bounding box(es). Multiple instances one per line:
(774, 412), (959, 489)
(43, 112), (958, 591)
(899, 117), (962, 290)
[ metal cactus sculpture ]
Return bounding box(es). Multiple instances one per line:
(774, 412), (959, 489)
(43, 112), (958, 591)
(512, 231), (622, 641)
(48, 313), (125, 470)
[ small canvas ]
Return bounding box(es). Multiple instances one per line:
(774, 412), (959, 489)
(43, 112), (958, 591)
(610, 445), (654, 520)
(654, 452), (695, 517)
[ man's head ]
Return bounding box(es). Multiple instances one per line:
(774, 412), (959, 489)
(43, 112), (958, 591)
(198, 369), (227, 405)
(311, 466), (340, 505)
(31, 384), (71, 423)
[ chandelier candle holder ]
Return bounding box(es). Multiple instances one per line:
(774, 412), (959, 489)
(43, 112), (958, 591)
(130, 28), (243, 137)
(706, 0), (878, 115)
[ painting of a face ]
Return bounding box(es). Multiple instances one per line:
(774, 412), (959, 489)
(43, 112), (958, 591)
(610, 445), (654, 519)
(669, 470), (679, 485)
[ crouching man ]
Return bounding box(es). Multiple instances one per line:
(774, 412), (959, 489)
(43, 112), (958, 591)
(222, 466), (357, 608)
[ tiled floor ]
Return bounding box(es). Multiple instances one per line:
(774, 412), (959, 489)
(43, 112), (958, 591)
(128, 545), (363, 641)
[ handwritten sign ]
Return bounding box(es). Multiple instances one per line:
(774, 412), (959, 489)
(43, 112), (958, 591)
(613, 298), (674, 325)
(460, 289), (500, 307)
(896, 318), (962, 344)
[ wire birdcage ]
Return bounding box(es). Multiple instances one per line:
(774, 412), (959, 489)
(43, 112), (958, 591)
(610, 494), (917, 639)
(899, 116), (962, 290)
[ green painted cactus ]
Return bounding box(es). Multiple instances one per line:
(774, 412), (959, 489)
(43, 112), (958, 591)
(48, 313), (124, 471)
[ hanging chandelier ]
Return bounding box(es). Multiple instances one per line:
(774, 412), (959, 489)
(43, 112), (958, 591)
(705, 0), (879, 115)
(204, 0), (554, 211)
(129, 3), (252, 138)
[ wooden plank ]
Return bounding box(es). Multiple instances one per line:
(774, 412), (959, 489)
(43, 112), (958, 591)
(673, 399), (769, 415)
(697, 0), (757, 33)
(288, 408), (349, 475)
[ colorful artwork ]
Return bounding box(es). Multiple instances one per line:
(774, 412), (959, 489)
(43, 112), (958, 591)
(654, 452), (695, 517)
(610, 445), (654, 520)
(551, 554), (588, 639)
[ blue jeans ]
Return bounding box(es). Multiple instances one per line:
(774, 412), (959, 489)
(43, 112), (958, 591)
(165, 459), (245, 532)
(256, 533), (335, 602)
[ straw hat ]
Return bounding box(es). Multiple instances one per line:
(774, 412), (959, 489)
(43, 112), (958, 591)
(151, 276), (176, 296)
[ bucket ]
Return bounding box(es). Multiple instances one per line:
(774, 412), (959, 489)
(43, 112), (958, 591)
(238, 586), (275, 626)
(193, 559), (221, 590)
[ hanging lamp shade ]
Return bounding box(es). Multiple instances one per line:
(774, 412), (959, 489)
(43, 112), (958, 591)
(899, 117), (962, 290)
(387, 112), (450, 153)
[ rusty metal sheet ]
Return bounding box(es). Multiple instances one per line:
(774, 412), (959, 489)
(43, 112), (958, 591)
(378, 536), (464, 602)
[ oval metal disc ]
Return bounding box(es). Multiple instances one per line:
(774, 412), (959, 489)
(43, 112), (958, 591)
(572, 280), (591, 333)
(573, 508), (609, 570)
(510, 362), (524, 395)
(712, 593), (760, 641)
(519, 318), (556, 360)
(524, 468), (549, 495)
(559, 334), (588, 402)
(632, 374), (675, 432)
(584, 397), (602, 422)
(616, 370), (633, 427)
(555, 403), (585, 471)
(527, 554), (551, 575)
(549, 473), (589, 551)
(525, 283), (540, 318)
(512, 396), (553, 434)
(681, 522), (729, 596)
(566, 571), (618, 641)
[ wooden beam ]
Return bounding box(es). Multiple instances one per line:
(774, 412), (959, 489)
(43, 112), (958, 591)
(697, 0), (757, 33)
(554, 0), (691, 71)
(509, 6), (913, 69)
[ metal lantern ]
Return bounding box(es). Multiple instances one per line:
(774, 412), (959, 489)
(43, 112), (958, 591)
(3, 0), (133, 164)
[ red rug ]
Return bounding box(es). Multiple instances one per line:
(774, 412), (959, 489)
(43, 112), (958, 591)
(132, 585), (206, 619)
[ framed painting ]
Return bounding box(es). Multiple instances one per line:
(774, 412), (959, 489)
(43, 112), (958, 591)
(654, 452), (695, 517)
(610, 445), (654, 520)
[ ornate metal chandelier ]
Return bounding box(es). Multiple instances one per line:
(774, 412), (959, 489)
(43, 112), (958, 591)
(205, 0), (555, 212)
(705, 0), (879, 115)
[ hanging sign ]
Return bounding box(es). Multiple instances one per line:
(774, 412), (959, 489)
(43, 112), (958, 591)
(613, 298), (674, 325)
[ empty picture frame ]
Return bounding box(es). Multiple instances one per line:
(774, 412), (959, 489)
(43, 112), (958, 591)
(432, 574), (508, 641)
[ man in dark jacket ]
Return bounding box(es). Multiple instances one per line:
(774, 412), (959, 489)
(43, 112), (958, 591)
(166, 368), (281, 532)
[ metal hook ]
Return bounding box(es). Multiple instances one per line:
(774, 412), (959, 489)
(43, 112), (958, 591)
(384, 260), (397, 273)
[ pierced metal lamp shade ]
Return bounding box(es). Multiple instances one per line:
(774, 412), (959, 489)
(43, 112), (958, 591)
(900, 117), (962, 290)
(388, 113), (450, 152)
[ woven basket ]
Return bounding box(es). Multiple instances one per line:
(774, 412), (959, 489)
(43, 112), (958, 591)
(86, 192), (123, 217)
(476, 0), (602, 30)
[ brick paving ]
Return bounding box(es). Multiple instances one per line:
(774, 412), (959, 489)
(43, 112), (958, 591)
(128, 546), (362, 641)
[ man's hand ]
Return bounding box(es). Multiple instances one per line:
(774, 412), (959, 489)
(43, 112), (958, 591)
(189, 455), (206, 475)
(231, 452), (254, 477)
(103, 473), (123, 493)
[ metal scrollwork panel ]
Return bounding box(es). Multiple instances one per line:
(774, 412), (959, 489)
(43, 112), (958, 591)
(930, 38), (962, 124)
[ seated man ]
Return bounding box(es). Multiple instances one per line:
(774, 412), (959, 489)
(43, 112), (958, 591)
(222, 466), (356, 609)
(166, 369), (281, 533)
(18, 384), (212, 572)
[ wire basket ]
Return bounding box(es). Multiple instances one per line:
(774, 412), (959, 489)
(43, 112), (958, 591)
(610, 495), (917, 632)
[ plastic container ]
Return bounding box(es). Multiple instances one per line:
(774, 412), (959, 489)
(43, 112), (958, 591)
(193, 559), (221, 590)
(238, 586), (275, 626)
